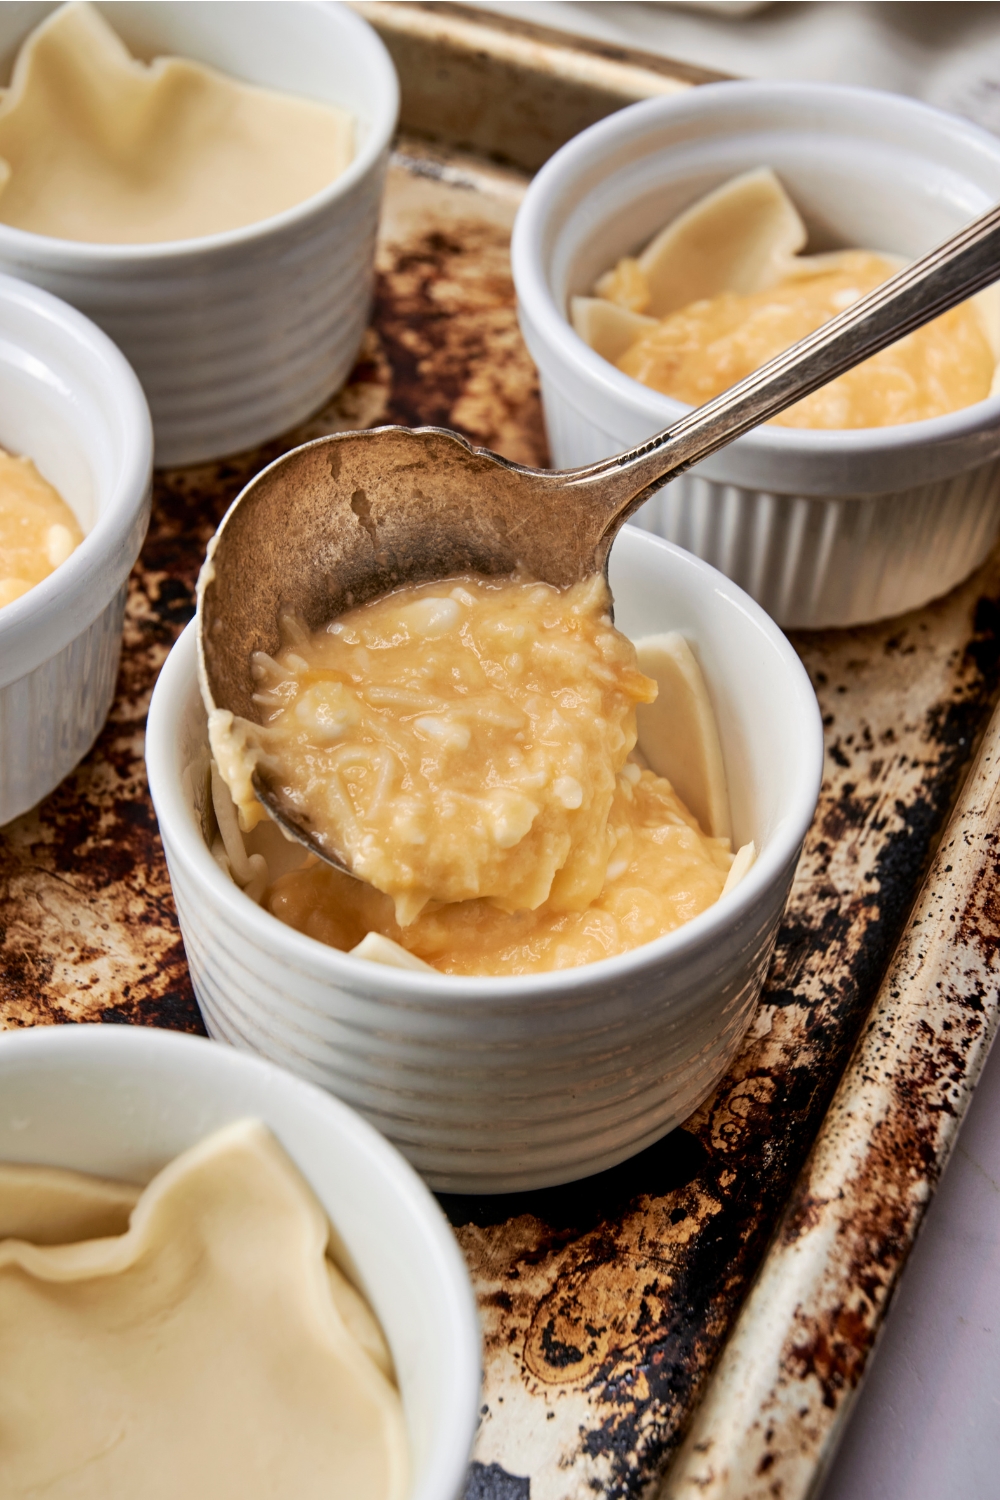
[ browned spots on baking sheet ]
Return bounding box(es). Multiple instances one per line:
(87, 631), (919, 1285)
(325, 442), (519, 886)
(373, 220), (548, 467)
(792, 844), (1000, 1386)
(692, 777), (1000, 1497)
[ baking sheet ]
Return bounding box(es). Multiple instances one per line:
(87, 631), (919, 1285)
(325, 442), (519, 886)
(2, 10), (1000, 1498)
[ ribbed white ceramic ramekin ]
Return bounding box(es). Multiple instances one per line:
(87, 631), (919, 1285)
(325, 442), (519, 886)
(0, 1024), (481, 1500)
(0, 273), (152, 826)
(146, 526), (823, 1194)
(511, 83), (1000, 629)
(0, 3), (399, 467)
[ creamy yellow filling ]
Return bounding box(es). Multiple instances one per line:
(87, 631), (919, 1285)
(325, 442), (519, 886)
(616, 251), (994, 429)
(267, 764), (732, 976)
(0, 449), (82, 609)
(573, 168), (998, 429)
(0, 3), (354, 244)
(208, 573), (747, 976)
(0, 1122), (407, 1500)
(212, 572), (658, 924)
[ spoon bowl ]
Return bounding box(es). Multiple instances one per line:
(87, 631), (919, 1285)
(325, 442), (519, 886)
(197, 424), (604, 868)
(198, 198), (1000, 867)
(198, 424), (591, 728)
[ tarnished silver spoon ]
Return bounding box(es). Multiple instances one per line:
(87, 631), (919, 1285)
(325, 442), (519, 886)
(198, 200), (1000, 868)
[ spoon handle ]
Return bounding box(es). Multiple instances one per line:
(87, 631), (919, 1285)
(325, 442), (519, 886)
(568, 199), (1000, 517)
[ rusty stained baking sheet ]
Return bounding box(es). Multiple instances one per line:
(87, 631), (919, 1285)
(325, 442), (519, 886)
(0, 121), (999, 1500)
(663, 693), (1000, 1499)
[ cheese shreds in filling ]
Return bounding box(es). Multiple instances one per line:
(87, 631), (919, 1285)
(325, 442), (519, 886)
(211, 572), (658, 924)
(0, 3), (355, 244)
(0, 450), (82, 610)
(616, 251), (994, 429)
(0, 1121), (408, 1500)
(571, 167), (997, 429)
(209, 573), (749, 975)
(266, 764), (734, 976)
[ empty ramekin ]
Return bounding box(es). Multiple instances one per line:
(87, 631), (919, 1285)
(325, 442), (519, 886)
(146, 525), (823, 1193)
(0, 271), (152, 826)
(0, 2), (399, 466)
(512, 83), (1000, 628)
(0, 1024), (480, 1500)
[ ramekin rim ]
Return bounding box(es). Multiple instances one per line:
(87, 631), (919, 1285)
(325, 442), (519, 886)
(510, 77), (1000, 460)
(0, 1), (400, 265)
(147, 534), (824, 1004)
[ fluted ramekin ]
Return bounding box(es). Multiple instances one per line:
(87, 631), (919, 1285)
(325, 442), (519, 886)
(146, 526), (823, 1193)
(0, 3), (399, 467)
(511, 83), (1000, 628)
(0, 1024), (481, 1500)
(0, 272), (152, 826)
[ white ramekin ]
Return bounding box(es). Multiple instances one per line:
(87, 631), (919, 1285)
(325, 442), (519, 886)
(0, 2), (399, 467)
(0, 1024), (480, 1500)
(0, 272), (152, 826)
(146, 526), (823, 1194)
(511, 83), (1000, 629)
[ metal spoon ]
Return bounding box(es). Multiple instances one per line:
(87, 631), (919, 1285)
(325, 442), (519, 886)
(198, 199), (1000, 868)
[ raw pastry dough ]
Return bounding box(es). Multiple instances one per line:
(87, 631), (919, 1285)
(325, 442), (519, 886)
(633, 632), (731, 841)
(0, 3), (355, 244)
(0, 1162), (139, 1244)
(634, 631), (755, 898)
(570, 297), (657, 364)
(722, 838), (757, 896)
(573, 167), (806, 359)
(350, 931), (438, 971)
(0, 1120), (407, 1500)
(606, 167), (807, 316)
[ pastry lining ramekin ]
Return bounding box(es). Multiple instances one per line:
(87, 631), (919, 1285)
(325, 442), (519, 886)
(0, 272), (152, 827)
(0, 1023), (481, 1500)
(512, 82), (1000, 628)
(146, 525), (823, 1194)
(0, 2), (399, 467)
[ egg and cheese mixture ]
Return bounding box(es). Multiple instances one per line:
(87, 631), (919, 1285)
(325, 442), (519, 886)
(268, 765), (732, 977)
(615, 250), (994, 429)
(210, 572), (735, 976)
(574, 168), (997, 430)
(0, 450), (82, 609)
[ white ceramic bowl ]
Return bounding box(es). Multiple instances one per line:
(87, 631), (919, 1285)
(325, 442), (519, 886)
(0, 2), (399, 467)
(146, 525), (823, 1193)
(512, 83), (1000, 629)
(0, 1023), (480, 1500)
(0, 272), (152, 826)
